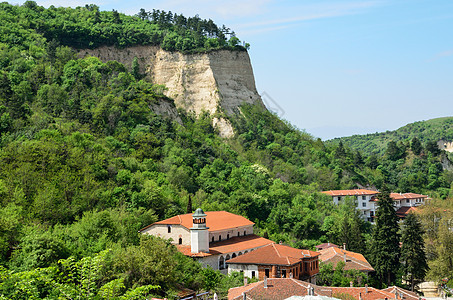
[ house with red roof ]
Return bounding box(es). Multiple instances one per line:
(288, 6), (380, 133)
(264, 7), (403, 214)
(228, 279), (419, 300)
(226, 243), (320, 283)
(319, 247), (374, 274)
(139, 208), (274, 272)
(321, 190), (427, 222)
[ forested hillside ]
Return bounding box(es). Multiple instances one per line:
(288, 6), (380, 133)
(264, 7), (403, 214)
(330, 117), (453, 155)
(0, 1), (452, 298)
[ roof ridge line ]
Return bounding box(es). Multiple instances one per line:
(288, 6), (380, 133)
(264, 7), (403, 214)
(273, 243), (282, 257)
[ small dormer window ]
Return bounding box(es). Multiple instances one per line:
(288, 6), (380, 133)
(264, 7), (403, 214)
(167, 225), (171, 233)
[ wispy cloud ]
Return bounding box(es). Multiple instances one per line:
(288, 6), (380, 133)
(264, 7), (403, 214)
(428, 49), (453, 62)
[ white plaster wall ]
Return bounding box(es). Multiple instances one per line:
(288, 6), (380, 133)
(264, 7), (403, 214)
(141, 224), (190, 245)
(228, 264), (258, 279)
(208, 225), (254, 243)
(191, 229), (209, 253)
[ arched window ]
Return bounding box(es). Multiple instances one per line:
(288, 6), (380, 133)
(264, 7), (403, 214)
(227, 234), (230, 239)
(178, 238), (182, 245)
(219, 235), (221, 241)
(232, 253), (237, 258)
(244, 251), (248, 254)
(212, 236), (214, 242)
(244, 230), (246, 236)
(238, 232), (240, 237)
(219, 256), (225, 269)
(167, 225), (171, 233)
(238, 252), (242, 256)
(226, 254), (231, 261)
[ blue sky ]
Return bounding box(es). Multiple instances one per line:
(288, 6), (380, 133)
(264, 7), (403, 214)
(13, 0), (453, 140)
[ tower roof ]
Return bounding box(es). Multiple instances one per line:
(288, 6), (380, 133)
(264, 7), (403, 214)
(193, 208), (207, 217)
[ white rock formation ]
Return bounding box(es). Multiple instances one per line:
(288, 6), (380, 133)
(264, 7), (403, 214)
(78, 46), (264, 137)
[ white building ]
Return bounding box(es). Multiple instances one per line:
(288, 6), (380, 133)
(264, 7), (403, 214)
(139, 208), (274, 273)
(321, 189), (428, 222)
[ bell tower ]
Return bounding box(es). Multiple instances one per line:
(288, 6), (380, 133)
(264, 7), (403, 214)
(191, 208), (210, 253)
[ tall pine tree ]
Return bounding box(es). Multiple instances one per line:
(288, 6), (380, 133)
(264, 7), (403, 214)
(371, 186), (400, 286)
(401, 213), (428, 291)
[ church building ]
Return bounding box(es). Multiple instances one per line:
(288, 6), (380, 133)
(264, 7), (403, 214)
(138, 208), (274, 273)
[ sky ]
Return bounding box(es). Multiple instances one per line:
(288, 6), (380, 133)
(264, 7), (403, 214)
(12, 0), (453, 140)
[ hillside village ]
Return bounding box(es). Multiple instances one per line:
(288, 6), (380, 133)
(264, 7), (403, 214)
(0, 2), (452, 300)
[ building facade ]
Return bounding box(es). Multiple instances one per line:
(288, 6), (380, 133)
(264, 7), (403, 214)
(321, 189), (428, 222)
(139, 209), (274, 273)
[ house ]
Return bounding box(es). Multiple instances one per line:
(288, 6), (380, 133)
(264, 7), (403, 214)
(228, 278), (333, 300)
(321, 190), (428, 222)
(138, 208), (274, 272)
(228, 279), (419, 300)
(226, 243), (320, 283)
(321, 189), (379, 222)
(319, 247), (374, 274)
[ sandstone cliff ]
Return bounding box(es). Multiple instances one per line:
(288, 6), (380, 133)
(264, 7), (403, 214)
(78, 46), (264, 137)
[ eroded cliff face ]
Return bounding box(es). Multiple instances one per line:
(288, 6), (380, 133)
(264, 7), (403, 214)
(78, 46), (264, 137)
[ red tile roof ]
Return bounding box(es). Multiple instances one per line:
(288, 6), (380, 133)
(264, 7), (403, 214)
(390, 193), (428, 200)
(330, 287), (397, 300)
(226, 243), (320, 266)
(321, 190), (379, 196)
(316, 242), (339, 251)
(319, 247), (374, 272)
(177, 234), (274, 258)
(381, 286), (419, 300)
(228, 280), (416, 300)
(139, 211), (254, 233)
(395, 206), (418, 218)
(228, 278), (332, 300)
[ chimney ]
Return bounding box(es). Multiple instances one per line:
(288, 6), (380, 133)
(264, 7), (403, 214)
(243, 292), (246, 300)
(350, 281), (353, 287)
(279, 240), (283, 245)
(344, 253), (347, 262)
(365, 284), (368, 294)
(343, 243), (346, 250)
(394, 290), (398, 299)
(244, 277), (248, 286)
(264, 276), (268, 289)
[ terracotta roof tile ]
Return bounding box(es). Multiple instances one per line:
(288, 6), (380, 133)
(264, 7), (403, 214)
(396, 206), (418, 218)
(139, 211), (254, 233)
(322, 190), (379, 196)
(381, 286), (419, 300)
(228, 278), (332, 300)
(316, 243), (339, 250)
(177, 234), (274, 257)
(331, 287), (396, 300)
(226, 243), (319, 266)
(319, 247), (374, 272)
(390, 193), (428, 200)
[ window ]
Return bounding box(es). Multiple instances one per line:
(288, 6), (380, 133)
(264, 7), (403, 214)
(244, 230), (246, 236)
(219, 256), (225, 269)
(362, 196), (366, 200)
(167, 225), (171, 233)
(232, 253), (237, 258)
(178, 238), (182, 245)
(219, 235), (221, 241)
(265, 269), (270, 278)
(212, 236), (214, 242)
(252, 271), (256, 278)
(238, 232), (240, 237)
(227, 234), (230, 239)
(282, 270), (287, 278)
(362, 202), (366, 207)
(406, 199), (410, 204)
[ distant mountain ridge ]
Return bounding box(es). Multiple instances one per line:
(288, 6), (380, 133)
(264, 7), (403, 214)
(329, 117), (453, 155)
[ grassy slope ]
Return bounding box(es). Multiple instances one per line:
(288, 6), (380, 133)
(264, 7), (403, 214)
(329, 116), (453, 155)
